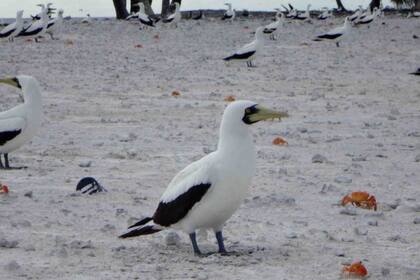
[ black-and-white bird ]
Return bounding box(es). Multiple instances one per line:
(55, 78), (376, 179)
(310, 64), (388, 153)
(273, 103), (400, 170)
(192, 10), (203, 20)
(18, 6), (49, 42)
(0, 76), (42, 169)
(31, 3), (55, 20)
(224, 27), (264, 67)
(162, 2), (181, 27)
(119, 100), (288, 255)
(410, 68), (420, 75)
(313, 17), (351, 47)
(348, 8), (363, 22)
(318, 7), (332, 20)
(46, 9), (63, 39)
(222, 3), (235, 22)
(355, 8), (380, 26)
(0, 10), (24, 42)
(136, 3), (155, 28)
(263, 10), (284, 40)
(293, 4), (311, 21)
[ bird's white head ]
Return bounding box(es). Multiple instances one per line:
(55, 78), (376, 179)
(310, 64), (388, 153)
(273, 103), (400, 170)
(58, 9), (64, 15)
(0, 75), (41, 103)
(17, 10), (24, 18)
(218, 100), (288, 149)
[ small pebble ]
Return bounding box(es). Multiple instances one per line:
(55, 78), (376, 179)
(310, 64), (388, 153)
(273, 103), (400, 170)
(340, 208), (357, 216)
(78, 160), (92, 168)
(0, 238), (19, 248)
(334, 176), (352, 184)
(312, 154), (327, 163)
(5, 260), (20, 271)
(354, 227), (368, 236)
(413, 217), (420, 224)
(381, 267), (390, 276)
(164, 231), (181, 246)
(367, 220), (378, 226)
(24, 191), (33, 198)
(415, 155), (420, 162)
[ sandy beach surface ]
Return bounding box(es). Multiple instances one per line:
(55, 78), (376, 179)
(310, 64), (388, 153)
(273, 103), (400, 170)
(0, 15), (420, 279)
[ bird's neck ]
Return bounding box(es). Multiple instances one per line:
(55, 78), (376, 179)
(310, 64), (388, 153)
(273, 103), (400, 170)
(217, 121), (255, 159)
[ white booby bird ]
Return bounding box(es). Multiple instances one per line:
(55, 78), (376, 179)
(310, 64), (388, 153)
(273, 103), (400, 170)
(32, 3), (55, 20)
(318, 7), (332, 20)
(0, 10), (24, 42)
(284, 3), (297, 19)
(162, 2), (181, 27)
(355, 8), (379, 26)
(119, 100), (288, 255)
(313, 17), (351, 47)
(263, 10), (284, 40)
(224, 27), (264, 67)
(0, 76), (42, 169)
(81, 14), (92, 24)
(18, 6), (48, 42)
(293, 4), (311, 21)
(46, 9), (63, 39)
(222, 3), (235, 22)
(348, 7), (363, 22)
(136, 3), (155, 28)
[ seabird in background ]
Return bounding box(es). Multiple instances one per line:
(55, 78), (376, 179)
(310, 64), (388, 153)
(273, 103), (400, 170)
(136, 3), (155, 28)
(222, 3), (235, 22)
(119, 100), (288, 255)
(18, 6), (48, 42)
(410, 68), (420, 75)
(318, 7), (332, 20)
(31, 3), (55, 20)
(0, 76), (42, 169)
(192, 10), (203, 20)
(162, 2), (181, 27)
(46, 9), (63, 39)
(263, 10), (284, 40)
(224, 26), (264, 67)
(355, 8), (379, 26)
(81, 14), (92, 24)
(313, 17), (351, 47)
(348, 7), (363, 22)
(293, 4), (311, 22)
(0, 10), (24, 42)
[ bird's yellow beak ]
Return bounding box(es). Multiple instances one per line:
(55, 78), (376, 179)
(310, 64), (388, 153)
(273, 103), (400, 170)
(247, 105), (289, 123)
(0, 77), (20, 88)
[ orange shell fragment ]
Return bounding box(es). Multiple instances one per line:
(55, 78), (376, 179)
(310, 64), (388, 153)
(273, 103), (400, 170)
(272, 137), (288, 146)
(171, 91), (181, 97)
(342, 261), (368, 278)
(134, 44), (143, 48)
(224, 95), (235, 102)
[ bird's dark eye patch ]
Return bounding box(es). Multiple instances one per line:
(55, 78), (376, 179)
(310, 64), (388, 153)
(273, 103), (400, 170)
(242, 105), (259, 125)
(12, 78), (22, 89)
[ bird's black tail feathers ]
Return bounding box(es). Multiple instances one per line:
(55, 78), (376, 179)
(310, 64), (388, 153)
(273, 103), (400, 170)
(119, 217), (162, 238)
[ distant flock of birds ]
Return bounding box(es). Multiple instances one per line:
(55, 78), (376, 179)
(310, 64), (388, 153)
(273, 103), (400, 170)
(0, 3), (63, 42)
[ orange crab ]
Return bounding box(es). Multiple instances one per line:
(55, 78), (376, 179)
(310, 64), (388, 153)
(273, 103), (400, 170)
(342, 261), (368, 278)
(272, 137), (288, 146)
(341, 192), (377, 211)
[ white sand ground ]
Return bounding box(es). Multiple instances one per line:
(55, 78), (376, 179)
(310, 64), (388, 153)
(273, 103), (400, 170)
(0, 15), (419, 280)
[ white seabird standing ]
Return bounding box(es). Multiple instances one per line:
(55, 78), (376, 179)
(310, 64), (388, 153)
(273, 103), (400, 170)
(137, 3), (155, 29)
(223, 26), (264, 67)
(119, 101), (288, 255)
(18, 6), (49, 42)
(313, 17), (351, 47)
(318, 7), (332, 20)
(46, 9), (63, 40)
(0, 10), (24, 42)
(263, 10), (284, 40)
(0, 76), (42, 169)
(222, 3), (235, 22)
(162, 2), (181, 28)
(293, 4), (311, 22)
